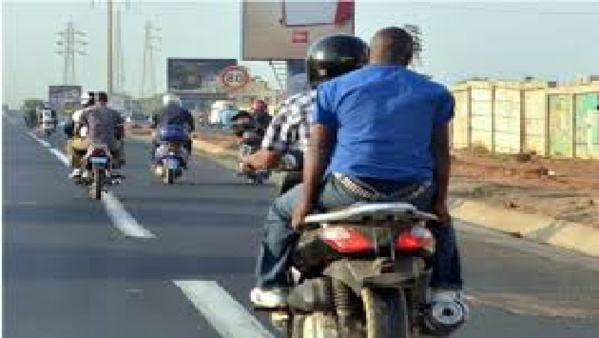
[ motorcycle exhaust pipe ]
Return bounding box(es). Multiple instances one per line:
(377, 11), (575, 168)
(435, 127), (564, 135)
(421, 297), (468, 336)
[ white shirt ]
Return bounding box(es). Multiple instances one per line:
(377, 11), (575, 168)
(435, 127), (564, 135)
(72, 107), (87, 123)
(72, 107), (90, 137)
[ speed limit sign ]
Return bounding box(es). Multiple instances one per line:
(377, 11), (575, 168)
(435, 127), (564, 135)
(219, 66), (250, 90)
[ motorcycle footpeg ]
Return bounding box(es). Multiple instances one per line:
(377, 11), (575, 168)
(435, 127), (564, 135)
(269, 311), (290, 331)
(252, 305), (288, 313)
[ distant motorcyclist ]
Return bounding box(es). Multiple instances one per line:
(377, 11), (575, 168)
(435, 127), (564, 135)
(250, 99), (272, 132)
(79, 92), (125, 175)
(150, 94), (194, 163)
(230, 110), (260, 138)
(24, 108), (37, 128)
(67, 92), (95, 179)
(38, 103), (57, 131)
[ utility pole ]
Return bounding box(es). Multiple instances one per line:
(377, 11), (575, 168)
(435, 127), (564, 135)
(140, 21), (161, 98)
(107, 0), (114, 95)
(114, 7), (125, 93)
(56, 21), (86, 85)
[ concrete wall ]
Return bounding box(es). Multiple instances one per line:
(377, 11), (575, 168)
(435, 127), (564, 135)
(450, 80), (599, 159)
(523, 89), (548, 156)
(494, 85), (522, 154)
(470, 83), (494, 150)
(451, 89), (470, 149)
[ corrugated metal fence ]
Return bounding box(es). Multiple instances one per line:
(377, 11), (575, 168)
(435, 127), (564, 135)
(451, 81), (599, 159)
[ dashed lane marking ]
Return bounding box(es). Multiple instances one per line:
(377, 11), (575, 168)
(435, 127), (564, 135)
(26, 131), (156, 239)
(174, 280), (274, 338)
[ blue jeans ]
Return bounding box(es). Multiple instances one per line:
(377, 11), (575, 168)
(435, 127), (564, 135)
(255, 175), (463, 289)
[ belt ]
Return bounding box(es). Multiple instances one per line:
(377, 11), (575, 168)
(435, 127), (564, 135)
(332, 172), (431, 201)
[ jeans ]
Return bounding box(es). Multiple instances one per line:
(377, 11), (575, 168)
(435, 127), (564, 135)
(255, 175), (463, 289)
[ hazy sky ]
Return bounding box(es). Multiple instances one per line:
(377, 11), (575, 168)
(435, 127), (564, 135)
(2, 0), (599, 107)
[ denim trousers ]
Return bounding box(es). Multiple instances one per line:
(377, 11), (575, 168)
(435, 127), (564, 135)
(255, 175), (463, 289)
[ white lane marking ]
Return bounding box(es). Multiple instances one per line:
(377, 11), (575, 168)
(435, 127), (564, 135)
(27, 132), (51, 148)
(102, 191), (156, 239)
(38, 139), (51, 148)
(174, 280), (274, 338)
(25, 131), (157, 239)
(49, 148), (69, 166)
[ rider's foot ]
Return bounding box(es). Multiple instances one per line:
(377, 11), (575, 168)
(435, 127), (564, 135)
(250, 287), (288, 308)
(69, 169), (82, 179)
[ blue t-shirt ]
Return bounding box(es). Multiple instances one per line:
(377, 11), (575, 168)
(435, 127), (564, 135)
(313, 65), (454, 183)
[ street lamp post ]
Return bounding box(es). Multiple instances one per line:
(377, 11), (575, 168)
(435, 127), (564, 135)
(107, 0), (114, 95)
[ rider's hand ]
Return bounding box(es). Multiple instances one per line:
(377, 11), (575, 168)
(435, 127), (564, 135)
(291, 200), (313, 230)
(433, 198), (451, 225)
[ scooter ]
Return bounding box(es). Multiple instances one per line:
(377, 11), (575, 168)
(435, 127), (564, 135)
(152, 125), (189, 184)
(263, 202), (467, 338)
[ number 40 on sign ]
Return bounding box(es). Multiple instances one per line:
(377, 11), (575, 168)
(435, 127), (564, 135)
(219, 66), (250, 90)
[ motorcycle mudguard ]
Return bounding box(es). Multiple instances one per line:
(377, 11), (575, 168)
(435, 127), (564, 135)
(322, 258), (423, 296)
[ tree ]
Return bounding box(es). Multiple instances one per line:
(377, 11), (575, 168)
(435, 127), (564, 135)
(21, 98), (44, 114)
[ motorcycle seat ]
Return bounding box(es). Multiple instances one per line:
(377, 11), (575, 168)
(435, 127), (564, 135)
(304, 202), (437, 225)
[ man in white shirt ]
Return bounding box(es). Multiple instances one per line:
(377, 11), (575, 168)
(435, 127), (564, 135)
(66, 92), (95, 179)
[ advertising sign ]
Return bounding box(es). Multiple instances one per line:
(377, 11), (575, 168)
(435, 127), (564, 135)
(48, 85), (82, 113)
(242, 0), (355, 60)
(167, 58), (237, 92)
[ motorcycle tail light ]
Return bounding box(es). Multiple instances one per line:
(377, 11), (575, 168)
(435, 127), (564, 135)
(320, 227), (372, 253)
(91, 148), (107, 157)
(395, 226), (433, 251)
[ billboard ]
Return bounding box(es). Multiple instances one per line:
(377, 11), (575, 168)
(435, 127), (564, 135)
(242, 0), (355, 60)
(167, 58), (238, 93)
(48, 85), (81, 113)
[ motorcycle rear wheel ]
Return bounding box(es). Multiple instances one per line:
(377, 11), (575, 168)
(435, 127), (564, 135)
(92, 169), (103, 200)
(362, 287), (409, 338)
(164, 168), (175, 184)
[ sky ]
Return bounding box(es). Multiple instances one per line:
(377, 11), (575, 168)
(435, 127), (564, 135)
(2, 0), (599, 107)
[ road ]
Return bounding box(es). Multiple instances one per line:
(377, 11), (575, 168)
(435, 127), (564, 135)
(3, 112), (599, 338)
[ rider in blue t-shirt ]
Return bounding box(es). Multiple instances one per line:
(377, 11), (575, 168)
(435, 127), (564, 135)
(251, 28), (466, 318)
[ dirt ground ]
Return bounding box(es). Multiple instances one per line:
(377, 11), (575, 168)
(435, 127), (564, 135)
(184, 130), (599, 228)
(451, 150), (599, 228)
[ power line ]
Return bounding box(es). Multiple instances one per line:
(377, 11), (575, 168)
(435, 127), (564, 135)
(414, 3), (599, 16)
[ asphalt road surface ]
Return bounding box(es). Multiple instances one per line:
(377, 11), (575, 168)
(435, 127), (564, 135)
(3, 112), (599, 338)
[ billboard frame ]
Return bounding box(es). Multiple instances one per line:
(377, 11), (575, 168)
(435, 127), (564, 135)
(241, 0), (356, 61)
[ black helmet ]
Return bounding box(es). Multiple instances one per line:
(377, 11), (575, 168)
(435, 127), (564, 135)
(306, 34), (369, 88)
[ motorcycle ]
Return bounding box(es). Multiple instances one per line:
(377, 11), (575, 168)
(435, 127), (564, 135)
(40, 118), (56, 136)
(78, 143), (121, 200)
(153, 125), (189, 184)
(39, 108), (57, 136)
(264, 202), (467, 338)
